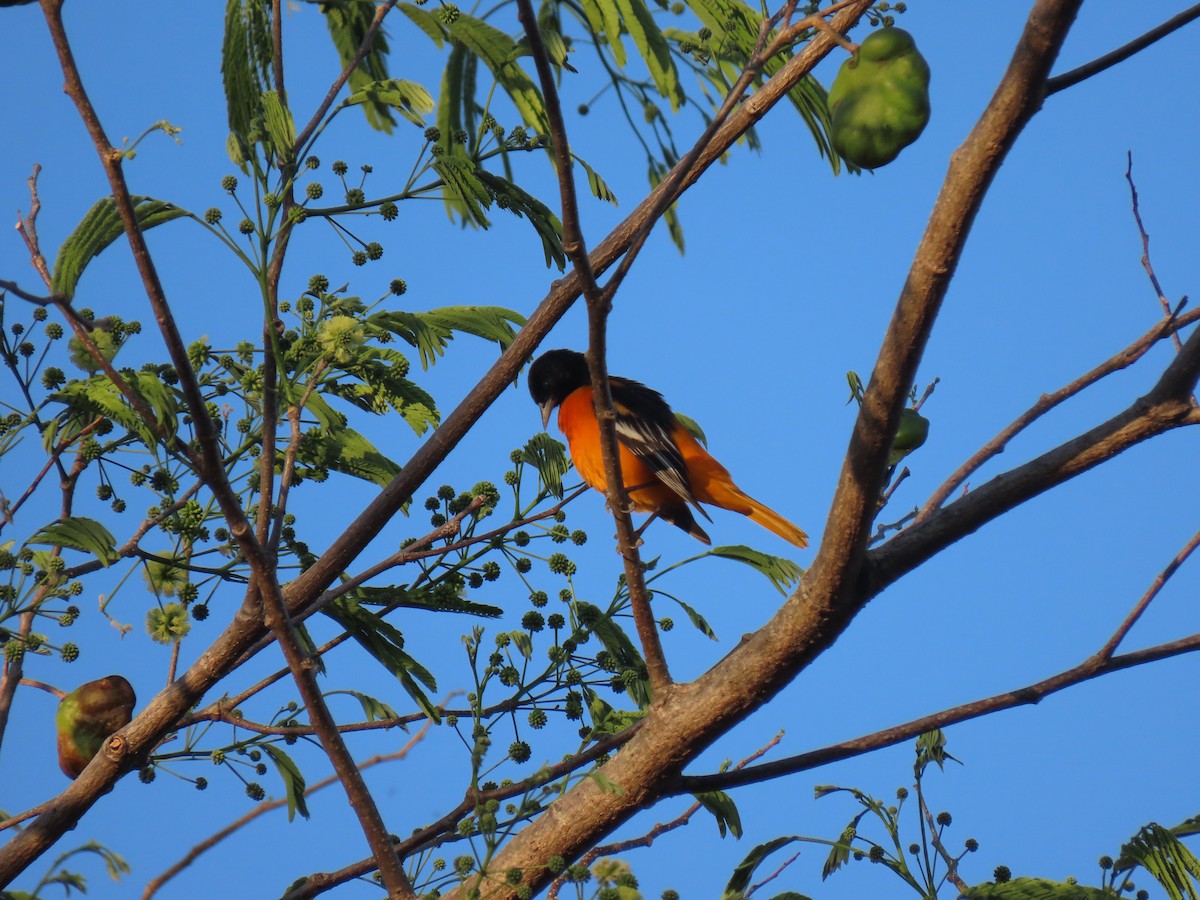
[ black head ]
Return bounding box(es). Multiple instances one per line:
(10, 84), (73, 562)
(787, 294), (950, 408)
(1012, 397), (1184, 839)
(528, 349), (590, 428)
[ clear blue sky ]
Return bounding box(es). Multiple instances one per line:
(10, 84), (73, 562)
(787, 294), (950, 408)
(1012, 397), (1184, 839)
(2, 1), (1198, 897)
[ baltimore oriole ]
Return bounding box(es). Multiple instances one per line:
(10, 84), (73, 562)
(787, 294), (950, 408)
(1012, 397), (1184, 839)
(528, 349), (808, 548)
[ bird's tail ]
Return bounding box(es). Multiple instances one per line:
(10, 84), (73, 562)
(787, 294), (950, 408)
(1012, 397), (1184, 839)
(743, 497), (809, 548)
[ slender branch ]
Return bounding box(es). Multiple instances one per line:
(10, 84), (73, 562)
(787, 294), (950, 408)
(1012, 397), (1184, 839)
(920, 796), (968, 894)
(1045, 4), (1200, 95)
(0, 280), (58, 306)
(1126, 153), (1186, 353)
(675, 630), (1200, 794)
(514, 0), (671, 693)
(1098, 525), (1200, 659)
(917, 305), (1200, 520)
(38, 0), (272, 599)
(293, 0), (400, 155)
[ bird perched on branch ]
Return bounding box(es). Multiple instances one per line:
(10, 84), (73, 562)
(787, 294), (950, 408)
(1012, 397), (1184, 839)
(528, 349), (808, 548)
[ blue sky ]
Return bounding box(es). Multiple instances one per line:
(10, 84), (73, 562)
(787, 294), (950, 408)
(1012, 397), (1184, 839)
(2, 1), (1199, 897)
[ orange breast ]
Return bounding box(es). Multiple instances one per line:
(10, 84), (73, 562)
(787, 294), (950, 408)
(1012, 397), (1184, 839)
(558, 388), (683, 513)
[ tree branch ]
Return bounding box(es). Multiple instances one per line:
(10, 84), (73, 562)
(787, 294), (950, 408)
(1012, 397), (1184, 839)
(1045, 4), (1200, 95)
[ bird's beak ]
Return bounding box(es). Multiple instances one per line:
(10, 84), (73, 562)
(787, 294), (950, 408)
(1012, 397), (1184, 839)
(539, 401), (554, 431)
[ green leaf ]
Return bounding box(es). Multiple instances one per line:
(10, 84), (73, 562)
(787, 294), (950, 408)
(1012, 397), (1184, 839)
(326, 689), (401, 724)
(576, 155), (619, 205)
(52, 371), (180, 448)
(960, 879), (1114, 899)
(915, 728), (960, 777)
(351, 584), (503, 619)
(660, 592), (716, 640)
(509, 631), (534, 660)
(344, 78), (435, 127)
(695, 790), (742, 839)
(433, 152), (494, 228)
(297, 427), (401, 487)
(1117, 822), (1200, 900)
(398, 2), (446, 48)
(369, 305), (525, 370)
(52, 197), (187, 300)
(221, 0), (273, 141)
(260, 90), (296, 158)
(262, 744), (310, 822)
(445, 14), (549, 136)
(1174, 817), (1200, 839)
(647, 159), (685, 252)
(821, 823), (859, 880)
(520, 432), (568, 498)
(321, 0), (396, 133)
(723, 836), (801, 898)
(29, 517), (118, 566)
(612, 0), (684, 110)
(674, 412), (707, 447)
(580, 0), (625, 65)
(475, 170), (566, 269)
(325, 598), (441, 722)
(705, 545), (803, 595)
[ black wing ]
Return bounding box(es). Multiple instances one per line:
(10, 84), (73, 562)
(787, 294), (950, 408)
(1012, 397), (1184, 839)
(609, 377), (709, 518)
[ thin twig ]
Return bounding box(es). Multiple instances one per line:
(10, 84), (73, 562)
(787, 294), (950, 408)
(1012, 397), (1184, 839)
(1126, 153), (1185, 353)
(1045, 4), (1200, 95)
(675, 629), (1200, 795)
(920, 792), (967, 894)
(1098, 525), (1200, 660)
(917, 306), (1200, 521)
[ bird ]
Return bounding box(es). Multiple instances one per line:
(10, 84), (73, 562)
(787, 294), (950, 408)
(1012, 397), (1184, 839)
(527, 349), (808, 548)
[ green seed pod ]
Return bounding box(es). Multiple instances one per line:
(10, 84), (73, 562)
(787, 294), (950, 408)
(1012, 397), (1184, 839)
(56, 675), (136, 778)
(828, 27), (931, 169)
(889, 408), (930, 465)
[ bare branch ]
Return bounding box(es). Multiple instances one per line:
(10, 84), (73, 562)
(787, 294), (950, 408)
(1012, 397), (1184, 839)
(675, 630), (1200, 794)
(1045, 4), (1200, 95)
(918, 306), (1200, 519)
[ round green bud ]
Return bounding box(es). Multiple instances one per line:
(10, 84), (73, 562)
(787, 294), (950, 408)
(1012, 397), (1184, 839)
(221, 175), (238, 191)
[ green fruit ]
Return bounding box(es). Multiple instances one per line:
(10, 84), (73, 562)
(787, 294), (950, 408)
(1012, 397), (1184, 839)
(889, 409), (930, 465)
(829, 27), (931, 169)
(56, 675), (136, 778)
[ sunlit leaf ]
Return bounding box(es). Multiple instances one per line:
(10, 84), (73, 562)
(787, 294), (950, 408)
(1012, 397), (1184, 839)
(369, 305), (525, 370)
(344, 78), (435, 127)
(475, 170), (566, 270)
(613, 0), (684, 110)
(297, 426), (401, 487)
(52, 197), (187, 300)
(29, 518), (118, 566)
(321, 0), (396, 132)
(695, 789), (742, 838)
(325, 598), (441, 722)
(445, 14), (549, 136)
(261, 89), (296, 158)
(222, 0), (272, 142)
(326, 689), (402, 724)
(961, 879), (1114, 899)
(705, 545), (803, 595)
(520, 432), (568, 498)
(576, 155), (619, 205)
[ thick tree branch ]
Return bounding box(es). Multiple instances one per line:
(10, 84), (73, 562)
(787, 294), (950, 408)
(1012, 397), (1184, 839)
(436, 4), (1085, 896)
